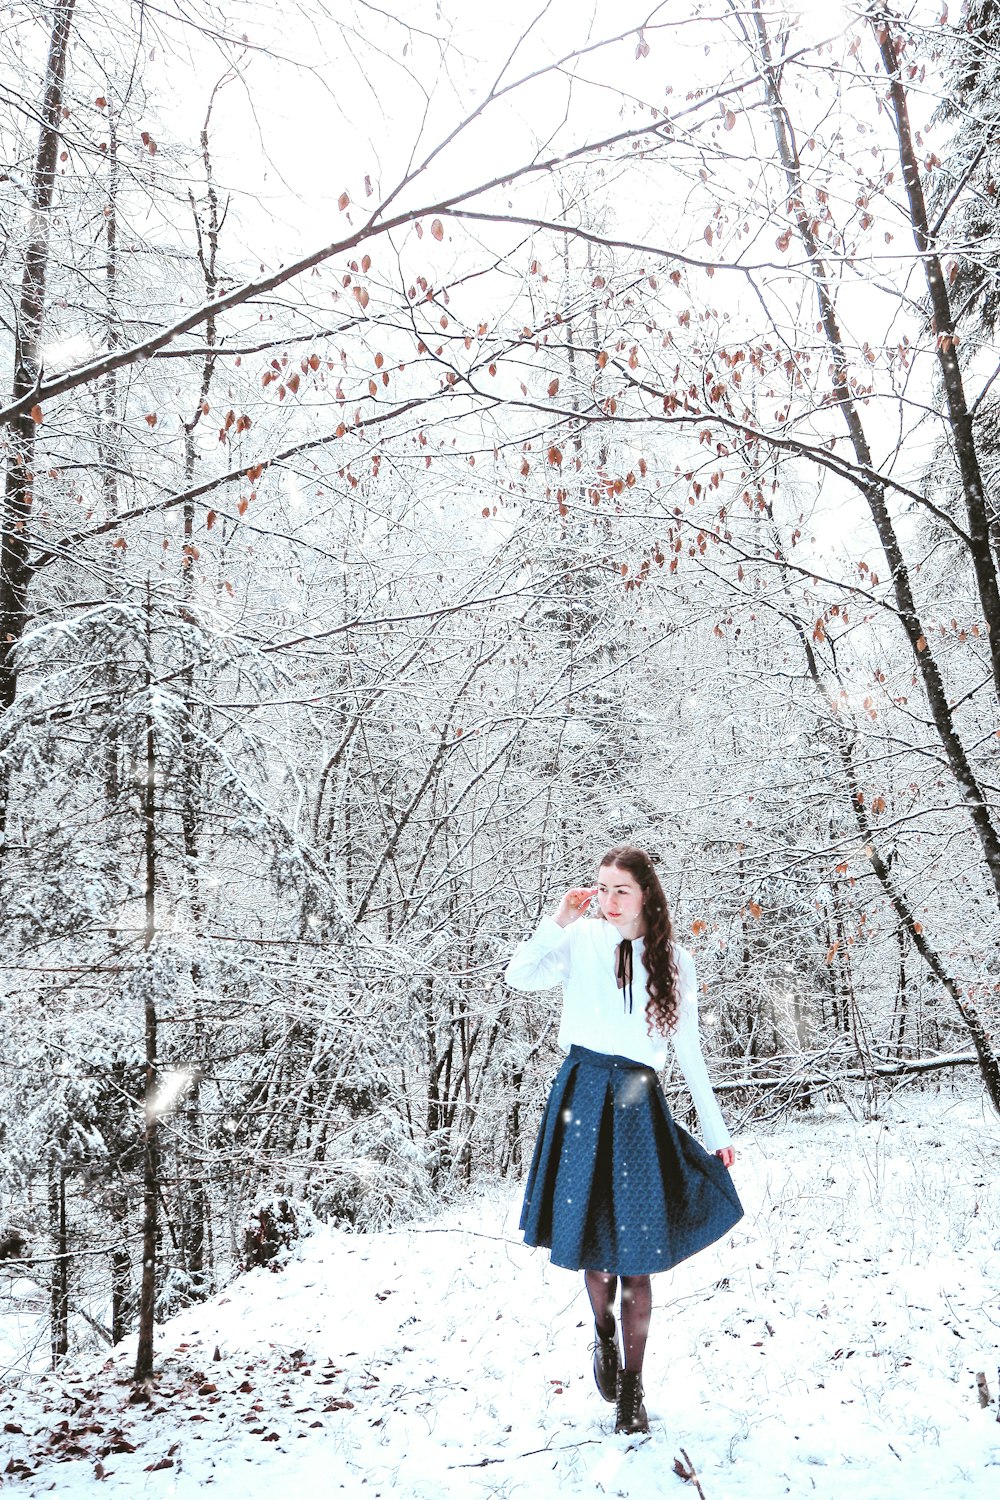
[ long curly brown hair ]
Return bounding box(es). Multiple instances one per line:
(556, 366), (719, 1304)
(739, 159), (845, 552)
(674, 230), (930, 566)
(598, 846), (680, 1035)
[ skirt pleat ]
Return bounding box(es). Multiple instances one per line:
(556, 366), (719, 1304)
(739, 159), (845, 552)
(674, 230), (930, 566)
(520, 1044), (744, 1276)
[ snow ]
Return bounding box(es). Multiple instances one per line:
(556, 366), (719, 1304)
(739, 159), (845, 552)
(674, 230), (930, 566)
(3, 1092), (1000, 1497)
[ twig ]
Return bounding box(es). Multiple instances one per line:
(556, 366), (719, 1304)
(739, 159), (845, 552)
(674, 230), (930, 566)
(674, 1447), (708, 1498)
(386, 1226), (518, 1245)
(449, 1437), (602, 1468)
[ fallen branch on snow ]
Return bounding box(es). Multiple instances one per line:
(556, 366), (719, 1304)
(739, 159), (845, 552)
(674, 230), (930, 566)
(698, 1051), (978, 1096)
(448, 1437), (602, 1468)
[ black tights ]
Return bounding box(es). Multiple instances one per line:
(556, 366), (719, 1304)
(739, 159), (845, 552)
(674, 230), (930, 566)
(584, 1270), (652, 1374)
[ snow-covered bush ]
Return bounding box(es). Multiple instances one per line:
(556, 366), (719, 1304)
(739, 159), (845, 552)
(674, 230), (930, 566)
(242, 1196), (317, 1271)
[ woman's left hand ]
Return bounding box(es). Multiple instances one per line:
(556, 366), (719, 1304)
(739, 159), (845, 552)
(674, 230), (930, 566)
(715, 1146), (735, 1170)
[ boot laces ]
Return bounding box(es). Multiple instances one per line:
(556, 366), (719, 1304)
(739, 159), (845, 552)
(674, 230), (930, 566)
(619, 1370), (643, 1423)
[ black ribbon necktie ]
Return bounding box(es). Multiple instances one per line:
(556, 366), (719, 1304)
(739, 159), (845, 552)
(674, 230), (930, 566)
(615, 939), (634, 1015)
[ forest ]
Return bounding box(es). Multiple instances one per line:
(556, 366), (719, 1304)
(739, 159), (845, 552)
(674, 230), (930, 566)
(1, 0), (999, 1388)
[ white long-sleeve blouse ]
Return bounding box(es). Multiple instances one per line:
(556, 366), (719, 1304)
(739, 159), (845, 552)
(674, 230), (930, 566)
(504, 914), (733, 1152)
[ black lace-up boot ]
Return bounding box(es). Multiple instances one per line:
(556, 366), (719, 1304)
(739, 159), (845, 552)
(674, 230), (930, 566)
(592, 1321), (620, 1402)
(614, 1368), (649, 1434)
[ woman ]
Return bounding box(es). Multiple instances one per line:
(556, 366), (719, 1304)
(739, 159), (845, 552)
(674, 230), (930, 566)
(505, 846), (743, 1436)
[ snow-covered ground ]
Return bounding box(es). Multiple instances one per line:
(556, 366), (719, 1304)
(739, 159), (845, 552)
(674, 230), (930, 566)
(3, 1091), (1000, 1497)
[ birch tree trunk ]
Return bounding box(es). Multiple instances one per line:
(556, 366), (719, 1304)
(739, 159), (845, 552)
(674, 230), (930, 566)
(134, 588), (160, 1384)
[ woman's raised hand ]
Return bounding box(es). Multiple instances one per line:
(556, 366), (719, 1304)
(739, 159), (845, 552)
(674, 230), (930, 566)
(553, 886), (597, 927)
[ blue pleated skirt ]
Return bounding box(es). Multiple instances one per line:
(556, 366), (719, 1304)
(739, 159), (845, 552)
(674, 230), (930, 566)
(520, 1044), (744, 1276)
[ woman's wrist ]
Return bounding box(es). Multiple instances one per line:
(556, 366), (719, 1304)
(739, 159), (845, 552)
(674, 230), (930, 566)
(554, 887), (596, 928)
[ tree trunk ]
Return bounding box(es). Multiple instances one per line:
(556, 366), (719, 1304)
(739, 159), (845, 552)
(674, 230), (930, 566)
(172, 97), (224, 1306)
(794, 619), (1000, 1115)
(110, 1185), (131, 1345)
(748, 0), (1000, 907)
(48, 1157), (68, 1366)
(894, 928), (909, 1060)
(134, 589), (159, 1383)
(873, 11), (1000, 655)
(0, 0), (77, 851)
(101, 107), (123, 809)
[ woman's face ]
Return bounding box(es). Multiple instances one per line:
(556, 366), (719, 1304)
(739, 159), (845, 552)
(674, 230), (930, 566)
(596, 864), (645, 933)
